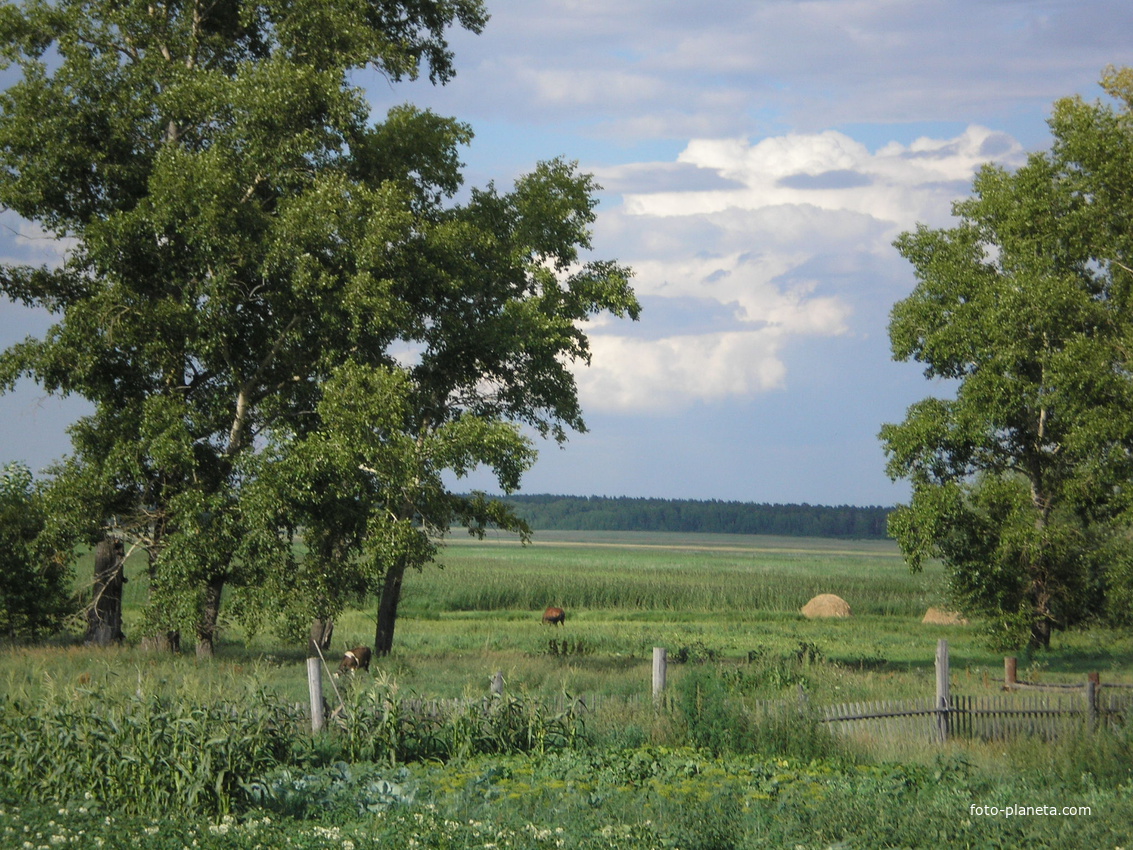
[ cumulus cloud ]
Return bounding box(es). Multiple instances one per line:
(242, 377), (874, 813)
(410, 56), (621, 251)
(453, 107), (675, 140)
(575, 125), (1025, 413)
(575, 329), (790, 412)
(625, 126), (1022, 226)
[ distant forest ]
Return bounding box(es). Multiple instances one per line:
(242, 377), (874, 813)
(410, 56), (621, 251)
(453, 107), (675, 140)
(496, 495), (892, 539)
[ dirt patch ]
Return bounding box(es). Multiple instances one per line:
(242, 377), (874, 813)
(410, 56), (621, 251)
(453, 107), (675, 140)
(922, 607), (969, 625)
(801, 594), (851, 618)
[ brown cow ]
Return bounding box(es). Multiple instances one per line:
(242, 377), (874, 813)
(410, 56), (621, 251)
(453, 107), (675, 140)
(337, 645), (372, 675)
(542, 606), (566, 626)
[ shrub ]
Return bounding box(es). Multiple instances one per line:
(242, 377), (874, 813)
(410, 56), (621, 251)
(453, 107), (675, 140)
(241, 762), (417, 820)
(0, 462), (74, 641)
(674, 663), (844, 760)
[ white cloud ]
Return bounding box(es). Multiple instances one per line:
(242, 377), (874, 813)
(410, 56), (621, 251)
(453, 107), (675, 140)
(576, 125), (1025, 413)
(574, 329), (790, 413)
(624, 125), (1023, 227)
(398, 0), (1133, 146)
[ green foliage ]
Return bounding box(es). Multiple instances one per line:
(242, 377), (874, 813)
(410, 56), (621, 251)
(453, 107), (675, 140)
(0, 462), (74, 640)
(0, 0), (637, 655)
(242, 762), (418, 821)
(675, 663), (842, 761)
(675, 664), (739, 754)
(0, 688), (297, 817)
(546, 638), (593, 658)
(501, 494), (891, 538)
(7, 751), (1133, 850)
(330, 674), (586, 764)
(882, 68), (1133, 649)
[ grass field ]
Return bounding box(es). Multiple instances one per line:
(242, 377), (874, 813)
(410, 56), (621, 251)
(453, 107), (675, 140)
(19, 529), (1133, 710)
(5, 530), (1133, 847)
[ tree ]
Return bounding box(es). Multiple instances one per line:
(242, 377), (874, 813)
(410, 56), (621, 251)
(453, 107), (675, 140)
(880, 69), (1133, 649)
(0, 462), (74, 640)
(231, 153), (638, 656)
(0, 0), (637, 655)
(85, 536), (126, 645)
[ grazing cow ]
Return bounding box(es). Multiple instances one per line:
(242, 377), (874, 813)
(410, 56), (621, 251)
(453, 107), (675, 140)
(542, 606), (566, 626)
(337, 645), (372, 675)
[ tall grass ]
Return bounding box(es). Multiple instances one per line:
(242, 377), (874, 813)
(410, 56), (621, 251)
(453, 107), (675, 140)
(0, 687), (297, 816)
(0, 663), (587, 817)
(406, 532), (937, 617)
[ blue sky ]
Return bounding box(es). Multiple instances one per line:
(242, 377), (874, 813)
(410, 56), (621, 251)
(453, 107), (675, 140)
(4, 0), (1133, 507)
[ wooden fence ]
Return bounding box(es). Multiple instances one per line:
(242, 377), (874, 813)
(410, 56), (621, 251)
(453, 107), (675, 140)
(648, 641), (1133, 744)
(817, 690), (1133, 743)
(322, 641), (1132, 746)
(799, 641), (1133, 743)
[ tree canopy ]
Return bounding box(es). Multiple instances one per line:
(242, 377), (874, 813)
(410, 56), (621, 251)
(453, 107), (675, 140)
(881, 68), (1133, 649)
(0, 0), (637, 654)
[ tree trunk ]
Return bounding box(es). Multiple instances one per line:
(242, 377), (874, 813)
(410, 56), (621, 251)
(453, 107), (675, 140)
(195, 576), (225, 659)
(141, 630), (181, 653)
(374, 561), (407, 657)
(309, 618), (334, 654)
(85, 538), (126, 645)
(1029, 616), (1052, 650)
(1027, 476), (1054, 651)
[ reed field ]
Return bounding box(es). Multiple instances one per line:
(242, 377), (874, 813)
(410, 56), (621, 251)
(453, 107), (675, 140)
(14, 528), (1133, 713)
(4, 530), (1133, 847)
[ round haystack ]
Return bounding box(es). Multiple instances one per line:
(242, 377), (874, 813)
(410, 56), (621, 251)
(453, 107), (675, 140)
(922, 607), (969, 626)
(801, 594), (851, 619)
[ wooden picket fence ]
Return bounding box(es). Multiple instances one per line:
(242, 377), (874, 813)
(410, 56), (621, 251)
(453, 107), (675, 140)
(652, 642), (1132, 745)
(804, 643), (1133, 743)
(817, 690), (1133, 743)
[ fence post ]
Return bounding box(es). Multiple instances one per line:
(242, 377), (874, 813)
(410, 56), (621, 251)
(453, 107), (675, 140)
(490, 671), (505, 697)
(1086, 672), (1099, 732)
(1004, 656), (1017, 689)
(307, 656), (325, 733)
(935, 639), (950, 743)
(653, 647), (667, 703)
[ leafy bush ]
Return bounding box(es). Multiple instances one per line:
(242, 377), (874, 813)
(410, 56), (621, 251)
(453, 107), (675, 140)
(736, 646), (812, 690)
(241, 762), (417, 820)
(676, 664), (745, 753)
(675, 662), (844, 760)
(7, 743), (1133, 847)
(0, 462), (74, 640)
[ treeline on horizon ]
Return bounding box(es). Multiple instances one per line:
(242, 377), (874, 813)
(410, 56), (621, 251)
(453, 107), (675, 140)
(495, 494), (893, 539)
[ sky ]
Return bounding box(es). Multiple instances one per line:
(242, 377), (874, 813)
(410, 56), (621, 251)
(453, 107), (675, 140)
(3, 0), (1133, 508)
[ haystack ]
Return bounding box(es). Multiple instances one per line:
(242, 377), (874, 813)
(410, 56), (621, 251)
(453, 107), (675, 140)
(922, 607), (969, 625)
(801, 593), (851, 618)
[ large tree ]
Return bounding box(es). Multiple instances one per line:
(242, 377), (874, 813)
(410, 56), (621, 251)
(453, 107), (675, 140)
(881, 69), (1133, 649)
(238, 157), (637, 656)
(0, 0), (637, 654)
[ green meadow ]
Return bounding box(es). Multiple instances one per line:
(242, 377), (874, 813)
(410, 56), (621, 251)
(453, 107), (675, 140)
(16, 528), (1133, 709)
(4, 530), (1133, 848)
